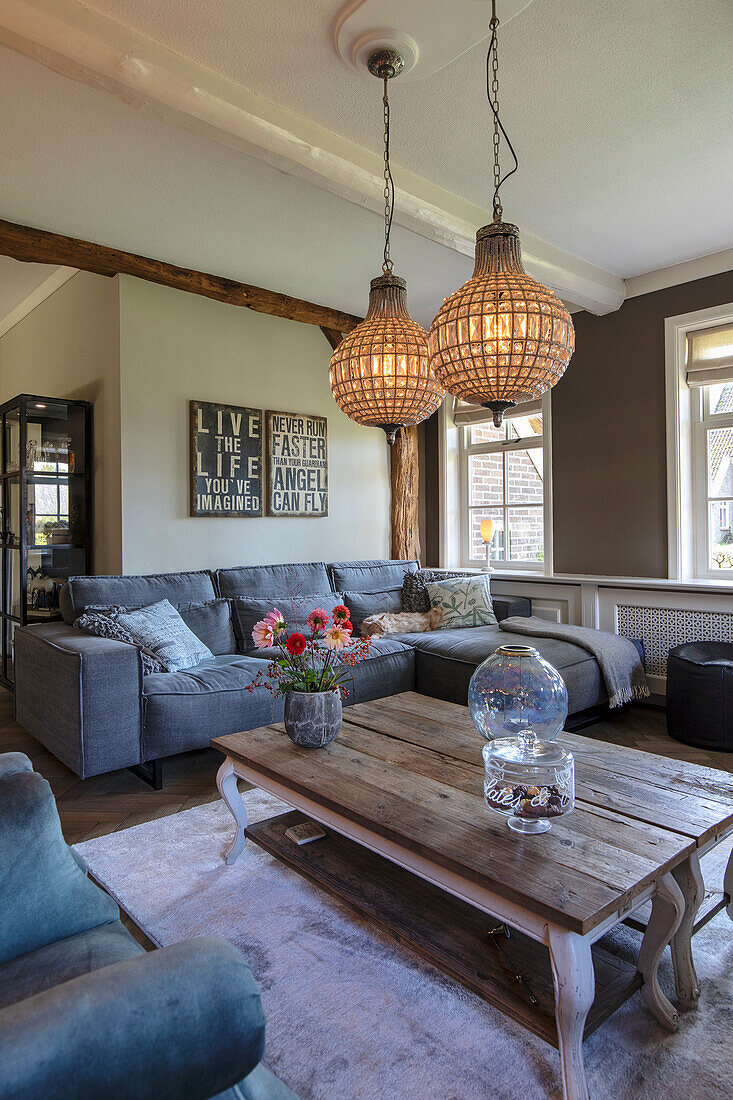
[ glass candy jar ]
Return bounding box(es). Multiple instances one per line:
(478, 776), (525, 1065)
(483, 739), (575, 834)
(468, 644), (568, 745)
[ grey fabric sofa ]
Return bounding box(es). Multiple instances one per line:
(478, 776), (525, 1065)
(14, 558), (605, 784)
(0, 751), (298, 1100)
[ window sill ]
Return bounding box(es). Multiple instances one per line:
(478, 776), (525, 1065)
(486, 571), (733, 594)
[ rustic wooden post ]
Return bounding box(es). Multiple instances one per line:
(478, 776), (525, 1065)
(390, 426), (420, 562)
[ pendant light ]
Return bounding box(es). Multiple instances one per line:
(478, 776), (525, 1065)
(428, 2), (574, 427)
(329, 50), (444, 444)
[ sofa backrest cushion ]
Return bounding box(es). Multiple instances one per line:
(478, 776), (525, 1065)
(0, 766), (118, 966)
(178, 599), (237, 655)
(343, 588), (403, 628)
(328, 559), (418, 594)
(216, 562), (331, 599)
(60, 571), (217, 624)
(233, 592), (345, 653)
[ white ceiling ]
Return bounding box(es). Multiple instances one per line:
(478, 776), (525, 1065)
(81, 0), (733, 276)
(0, 0), (730, 331)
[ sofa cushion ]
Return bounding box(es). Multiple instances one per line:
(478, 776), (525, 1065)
(115, 600), (213, 672)
(234, 593), (345, 654)
(328, 559), (418, 594)
(393, 626), (605, 714)
(426, 575), (498, 629)
(61, 571), (216, 624)
(0, 922), (144, 1011)
(342, 587), (403, 628)
(340, 638), (415, 706)
(178, 599), (236, 655)
(216, 562), (331, 599)
(0, 770), (119, 966)
(142, 655), (284, 757)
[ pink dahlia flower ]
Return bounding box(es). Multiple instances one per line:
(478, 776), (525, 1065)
(324, 623), (351, 651)
(251, 620), (274, 649)
(307, 607), (329, 633)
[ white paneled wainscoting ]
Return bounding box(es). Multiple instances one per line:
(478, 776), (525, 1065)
(490, 573), (733, 696)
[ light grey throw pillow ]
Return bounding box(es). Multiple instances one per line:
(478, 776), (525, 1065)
(115, 599), (213, 672)
(426, 575), (497, 629)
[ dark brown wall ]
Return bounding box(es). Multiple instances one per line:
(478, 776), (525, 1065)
(552, 268), (733, 577)
(420, 268), (733, 576)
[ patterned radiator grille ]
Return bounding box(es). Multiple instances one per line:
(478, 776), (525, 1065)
(616, 605), (733, 677)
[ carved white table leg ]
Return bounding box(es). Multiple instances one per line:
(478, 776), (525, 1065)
(637, 872), (684, 1031)
(725, 845), (733, 920)
(670, 853), (703, 1009)
(548, 927), (595, 1100)
(216, 757), (248, 865)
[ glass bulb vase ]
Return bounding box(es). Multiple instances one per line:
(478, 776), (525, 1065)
(468, 644), (568, 747)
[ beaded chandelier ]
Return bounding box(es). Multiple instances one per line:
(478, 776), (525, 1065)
(329, 50), (444, 445)
(428, 2), (574, 427)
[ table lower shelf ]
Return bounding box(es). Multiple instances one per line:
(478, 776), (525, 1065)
(246, 811), (642, 1049)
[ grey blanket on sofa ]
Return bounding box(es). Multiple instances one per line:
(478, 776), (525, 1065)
(500, 616), (650, 708)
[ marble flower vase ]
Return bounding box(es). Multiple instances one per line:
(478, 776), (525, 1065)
(284, 690), (343, 748)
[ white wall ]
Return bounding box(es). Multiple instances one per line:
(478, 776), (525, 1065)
(118, 276), (390, 574)
(0, 271), (122, 572)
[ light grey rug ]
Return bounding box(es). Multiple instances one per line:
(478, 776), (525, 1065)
(76, 794), (733, 1100)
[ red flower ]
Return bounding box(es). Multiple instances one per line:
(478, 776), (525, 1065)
(332, 604), (351, 624)
(285, 633), (307, 656)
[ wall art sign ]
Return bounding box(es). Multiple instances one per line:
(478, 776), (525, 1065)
(190, 400), (262, 516)
(265, 410), (328, 517)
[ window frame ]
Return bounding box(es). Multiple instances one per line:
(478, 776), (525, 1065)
(457, 394), (553, 572)
(691, 384), (733, 579)
(665, 302), (733, 584)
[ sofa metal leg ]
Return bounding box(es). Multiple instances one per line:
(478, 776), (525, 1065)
(129, 759), (163, 790)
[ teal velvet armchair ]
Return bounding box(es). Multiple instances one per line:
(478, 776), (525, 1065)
(0, 753), (298, 1100)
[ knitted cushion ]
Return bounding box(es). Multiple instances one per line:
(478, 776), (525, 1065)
(74, 608), (165, 676)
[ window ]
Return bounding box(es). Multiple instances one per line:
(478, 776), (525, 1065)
(693, 381), (733, 574)
(666, 305), (733, 582)
(459, 407), (548, 569)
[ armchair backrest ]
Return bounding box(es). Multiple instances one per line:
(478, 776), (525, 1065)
(0, 754), (118, 965)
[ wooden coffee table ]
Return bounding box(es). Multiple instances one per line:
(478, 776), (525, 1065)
(213, 692), (733, 1100)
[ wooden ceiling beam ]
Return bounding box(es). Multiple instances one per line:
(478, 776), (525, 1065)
(0, 219), (362, 333)
(320, 326), (344, 351)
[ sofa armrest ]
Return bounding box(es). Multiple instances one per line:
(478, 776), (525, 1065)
(14, 623), (143, 778)
(493, 596), (532, 622)
(0, 937), (266, 1100)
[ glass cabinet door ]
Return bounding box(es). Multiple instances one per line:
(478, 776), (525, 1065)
(23, 400), (88, 622)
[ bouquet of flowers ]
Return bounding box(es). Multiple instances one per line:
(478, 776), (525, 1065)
(247, 602), (372, 697)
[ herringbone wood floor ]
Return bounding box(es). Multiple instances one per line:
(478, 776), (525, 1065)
(2, 689), (732, 846)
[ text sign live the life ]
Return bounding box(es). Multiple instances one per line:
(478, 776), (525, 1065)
(190, 400), (262, 516)
(266, 411), (328, 516)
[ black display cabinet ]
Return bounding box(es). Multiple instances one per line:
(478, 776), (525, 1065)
(0, 395), (92, 688)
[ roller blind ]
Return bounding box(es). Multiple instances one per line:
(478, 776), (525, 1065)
(686, 323), (733, 388)
(452, 397), (542, 427)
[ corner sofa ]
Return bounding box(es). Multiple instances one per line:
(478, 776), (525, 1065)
(0, 751), (298, 1100)
(15, 559), (610, 783)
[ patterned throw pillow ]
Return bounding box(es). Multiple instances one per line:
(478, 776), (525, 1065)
(114, 600), (213, 672)
(425, 575), (497, 629)
(74, 608), (165, 676)
(403, 569), (477, 612)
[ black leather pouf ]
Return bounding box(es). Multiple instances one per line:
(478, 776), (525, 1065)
(666, 642), (733, 751)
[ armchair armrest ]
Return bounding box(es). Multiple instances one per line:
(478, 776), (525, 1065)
(14, 623), (143, 778)
(0, 938), (266, 1100)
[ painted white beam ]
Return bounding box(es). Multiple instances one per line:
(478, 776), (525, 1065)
(0, 265), (78, 338)
(0, 0), (625, 315)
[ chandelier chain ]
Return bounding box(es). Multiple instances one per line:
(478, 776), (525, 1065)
(382, 74), (395, 273)
(487, 0), (519, 222)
